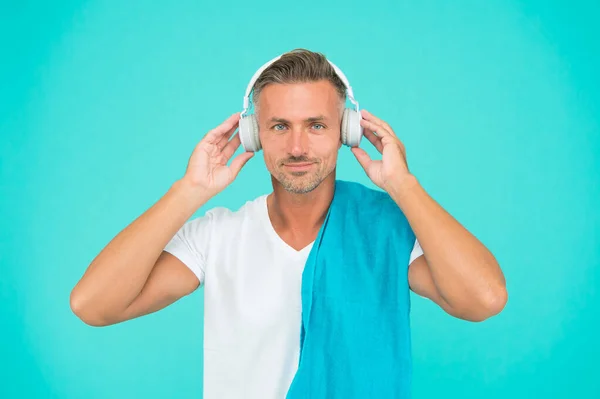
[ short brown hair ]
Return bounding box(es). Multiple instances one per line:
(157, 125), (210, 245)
(252, 48), (346, 116)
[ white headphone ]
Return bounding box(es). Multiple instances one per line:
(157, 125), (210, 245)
(239, 54), (364, 152)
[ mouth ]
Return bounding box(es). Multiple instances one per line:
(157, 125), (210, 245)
(283, 162), (315, 172)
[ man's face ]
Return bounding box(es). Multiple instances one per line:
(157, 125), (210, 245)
(257, 80), (343, 194)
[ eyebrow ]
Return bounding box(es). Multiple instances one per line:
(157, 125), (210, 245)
(269, 115), (328, 124)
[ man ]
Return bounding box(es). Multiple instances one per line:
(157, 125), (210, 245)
(70, 49), (507, 398)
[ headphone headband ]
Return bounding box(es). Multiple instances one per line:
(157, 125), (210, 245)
(242, 54), (359, 116)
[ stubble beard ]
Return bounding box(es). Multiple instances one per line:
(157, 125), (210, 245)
(274, 161), (334, 194)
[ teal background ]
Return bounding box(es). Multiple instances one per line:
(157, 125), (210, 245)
(1, 0), (599, 397)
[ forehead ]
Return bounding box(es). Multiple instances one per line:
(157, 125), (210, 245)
(257, 80), (341, 120)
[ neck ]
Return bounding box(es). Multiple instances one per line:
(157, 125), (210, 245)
(267, 171), (336, 234)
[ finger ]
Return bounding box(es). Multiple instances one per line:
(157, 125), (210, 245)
(381, 134), (407, 157)
(361, 109), (396, 137)
(205, 112), (241, 144)
(351, 147), (372, 172)
(360, 118), (393, 138)
(362, 127), (383, 153)
(217, 125), (238, 150)
(221, 133), (242, 161)
(361, 109), (393, 131)
(229, 151), (254, 178)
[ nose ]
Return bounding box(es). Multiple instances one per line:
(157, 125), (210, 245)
(287, 127), (309, 157)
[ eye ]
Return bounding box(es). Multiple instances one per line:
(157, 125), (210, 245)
(312, 123), (325, 130)
(273, 124), (286, 130)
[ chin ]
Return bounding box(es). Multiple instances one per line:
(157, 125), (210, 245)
(276, 171), (322, 194)
(283, 184), (320, 194)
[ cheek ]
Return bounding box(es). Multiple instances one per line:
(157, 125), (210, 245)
(260, 133), (285, 153)
(314, 145), (340, 167)
(310, 131), (340, 150)
(327, 150), (340, 165)
(261, 148), (285, 172)
(262, 150), (276, 168)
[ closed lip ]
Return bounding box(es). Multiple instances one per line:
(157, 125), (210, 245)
(284, 162), (314, 167)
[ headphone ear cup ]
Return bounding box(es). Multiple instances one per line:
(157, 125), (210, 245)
(341, 108), (363, 147)
(239, 114), (261, 152)
(341, 108), (349, 145)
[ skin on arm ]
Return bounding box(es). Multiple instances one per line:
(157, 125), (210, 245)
(109, 251), (200, 324)
(398, 178), (507, 322)
(70, 113), (253, 326)
(408, 255), (466, 318)
(352, 109), (507, 322)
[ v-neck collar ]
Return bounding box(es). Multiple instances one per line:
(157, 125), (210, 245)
(259, 194), (314, 258)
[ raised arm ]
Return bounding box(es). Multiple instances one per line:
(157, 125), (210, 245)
(70, 112), (253, 326)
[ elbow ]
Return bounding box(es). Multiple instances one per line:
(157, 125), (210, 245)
(69, 289), (110, 327)
(469, 285), (508, 322)
(487, 285), (508, 315)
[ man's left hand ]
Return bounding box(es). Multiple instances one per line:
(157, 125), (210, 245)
(351, 109), (415, 194)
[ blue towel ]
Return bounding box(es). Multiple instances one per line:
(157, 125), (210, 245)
(286, 180), (416, 398)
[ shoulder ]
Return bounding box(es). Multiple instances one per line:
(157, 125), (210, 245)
(336, 180), (397, 209)
(336, 180), (411, 229)
(186, 194), (267, 231)
(173, 195), (267, 250)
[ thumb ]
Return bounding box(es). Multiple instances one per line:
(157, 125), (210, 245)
(351, 147), (372, 172)
(229, 151), (254, 178)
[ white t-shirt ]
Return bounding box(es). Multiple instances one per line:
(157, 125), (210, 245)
(164, 194), (423, 399)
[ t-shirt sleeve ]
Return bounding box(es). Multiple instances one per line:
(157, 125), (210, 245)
(408, 239), (424, 265)
(163, 212), (216, 286)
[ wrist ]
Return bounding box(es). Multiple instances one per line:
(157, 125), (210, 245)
(171, 178), (214, 209)
(387, 174), (420, 205)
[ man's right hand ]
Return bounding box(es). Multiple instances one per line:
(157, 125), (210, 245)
(181, 112), (254, 197)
